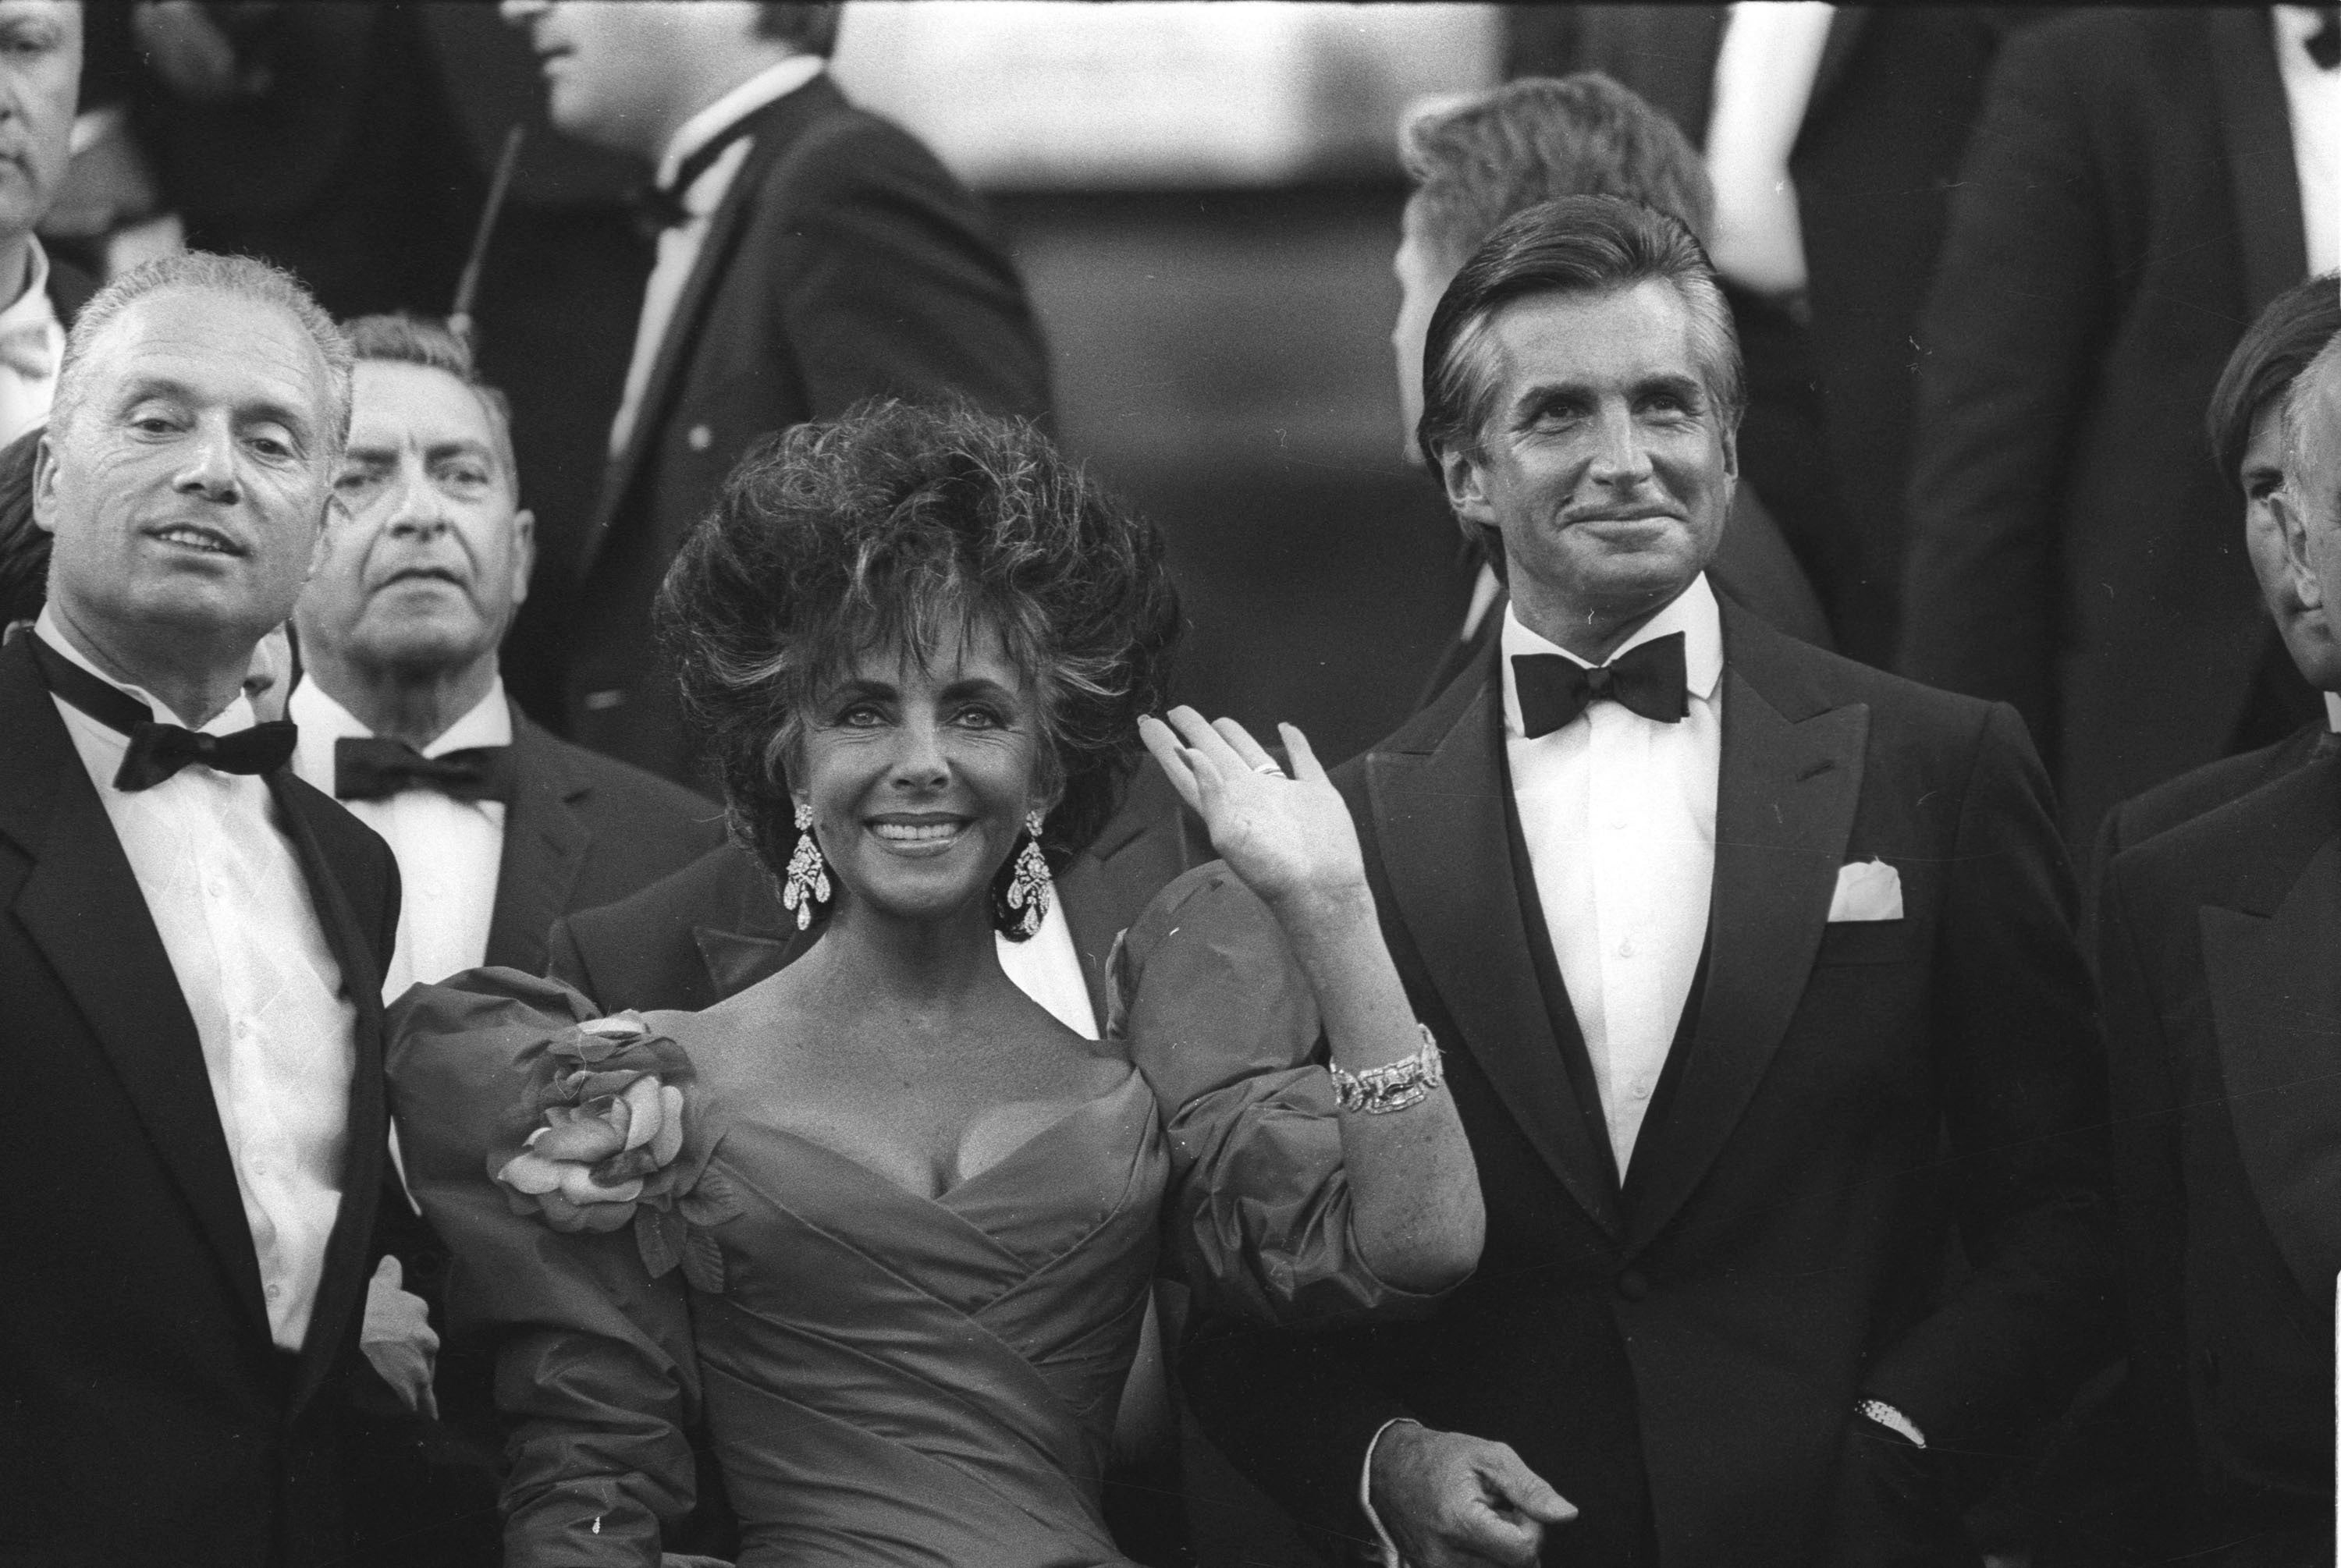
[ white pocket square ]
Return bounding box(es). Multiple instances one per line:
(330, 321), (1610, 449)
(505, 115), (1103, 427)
(1828, 858), (1903, 922)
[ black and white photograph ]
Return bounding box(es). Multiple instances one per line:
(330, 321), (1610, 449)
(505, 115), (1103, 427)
(0, 3), (2333, 1566)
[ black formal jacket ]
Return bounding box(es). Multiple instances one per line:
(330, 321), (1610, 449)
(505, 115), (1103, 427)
(2097, 754), (2341, 1564)
(0, 636), (401, 1567)
(1510, 7), (2034, 662)
(545, 764), (1207, 1020)
(1181, 601), (2115, 1568)
(480, 706), (727, 977)
(565, 74), (1053, 786)
(1899, 9), (2309, 846)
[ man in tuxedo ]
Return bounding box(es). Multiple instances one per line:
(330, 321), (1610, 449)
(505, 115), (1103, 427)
(1899, 8), (2334, 846)
(1174, 197), (2113, 1568)
(1394, 73), (1832, 709)
(2093, 274), (2341, 878)
(0, 0), (94, 439)
(0, 252), (417, 1566)
(2091, 332), (2341, 1567)
(499, 0), (1051, 786)
(1507, 6), (2036, 662)
(288, 313), (722, 995)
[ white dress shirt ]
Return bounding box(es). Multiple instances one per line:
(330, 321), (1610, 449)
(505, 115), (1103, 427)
(1703, 2), (1838, 300)
(290, 680), (511, 1001)
(2276, 6), (2341, 275)
(0, 237), (63, 445)
(608, 55), (827, 458)
(37, 608), (356, 1351)
(1502, 575), (1725, 1172)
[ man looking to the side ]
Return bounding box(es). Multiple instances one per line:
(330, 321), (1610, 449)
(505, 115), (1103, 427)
(290, 314), (721, 996)
(1161, 196), (2114, 1568)
(2094, 325), (2341, 1567)
(1394, 74), (1831, 708)
(499, 0), (1051, 785)
(0, 0), (94, 442)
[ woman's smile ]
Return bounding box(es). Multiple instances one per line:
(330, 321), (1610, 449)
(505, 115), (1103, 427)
(864, 811), (975, 856)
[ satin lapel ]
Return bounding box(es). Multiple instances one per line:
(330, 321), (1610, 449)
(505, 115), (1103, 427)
(2209, 9), (2306, 322)
(1058, 767), (1209, 1018)
(483, 711), (590, 976)
(1369, 679), (1623, 1236)
(2201, 839), (2341, 1304)
(267, 776), (387, 1414)
(3, 668), (271, 1336)
(694, 845), (808, 998)
(577, 80), (846, 580)
(1624, 658), (1868, 1258)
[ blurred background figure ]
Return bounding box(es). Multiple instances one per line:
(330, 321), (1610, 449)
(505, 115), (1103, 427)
(0, 0), (87, 443)
(1506, 5), (2039, 665)
(1391, 73), (1832, 708)
(1899, 7), (2332, 846)
(501, 0), (1053, 787)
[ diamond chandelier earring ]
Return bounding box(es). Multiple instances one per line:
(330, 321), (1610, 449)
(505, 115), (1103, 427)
(781, 802), (831, 931)
(996, 810), (1053, 941)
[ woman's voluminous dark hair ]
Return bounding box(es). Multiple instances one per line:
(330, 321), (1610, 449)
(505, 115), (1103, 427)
(1417, 194), (1743, 478)
(2207, 271), (2341, 489)
(657, 398), (1181, 890)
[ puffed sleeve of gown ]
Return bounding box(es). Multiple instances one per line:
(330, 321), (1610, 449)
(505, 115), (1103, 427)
(1110, 863), (1465, 1326)
(385, 967), (706, 1568)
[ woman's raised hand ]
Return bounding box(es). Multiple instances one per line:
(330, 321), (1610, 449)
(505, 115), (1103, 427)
(1139, 707), (1369, 913)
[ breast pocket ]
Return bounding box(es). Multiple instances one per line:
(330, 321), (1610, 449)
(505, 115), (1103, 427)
(1811, 917), (1923, 967)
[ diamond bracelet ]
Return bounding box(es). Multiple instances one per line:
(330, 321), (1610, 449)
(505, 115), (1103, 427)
(1329, 1024), (1446, 1115)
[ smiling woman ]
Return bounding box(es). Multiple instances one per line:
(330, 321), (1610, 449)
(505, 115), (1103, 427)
(382, 396), (1487, 1566)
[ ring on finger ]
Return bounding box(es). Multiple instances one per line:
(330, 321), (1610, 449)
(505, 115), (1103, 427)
(1252, 762), (1284, 777)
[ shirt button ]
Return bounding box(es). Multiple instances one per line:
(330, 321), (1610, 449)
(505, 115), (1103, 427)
(1631, 1080), (1653, 1101)
(1617, 938), (1635, 958)
(265, 1282), (282, 1300)
(1609, 817), (1629, 831)
(687, 424), (713, 452)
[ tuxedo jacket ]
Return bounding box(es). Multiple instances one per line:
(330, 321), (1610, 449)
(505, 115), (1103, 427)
(2097, 756), (2341, 1563)
(565, 75), (1053, 786)
(1509, 6), (2036, 662)
(1181, 601), (2115, 1568)
(1899, 9), (2311, 846)
(545, 763), (1208, 1020)
(0, 636), (400, 1567)
(482, 707), (726, 978)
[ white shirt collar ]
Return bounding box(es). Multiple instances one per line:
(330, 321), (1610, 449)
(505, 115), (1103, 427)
(1499, 573), (1725, 738)
(2275, 5), (2337, 59)
(291, 676), (512, 757)
(34, 603), (254, 735)
(656, 55), (826, 190)
(2321, 690), (2341, 735)
(0, 236), (54, 334)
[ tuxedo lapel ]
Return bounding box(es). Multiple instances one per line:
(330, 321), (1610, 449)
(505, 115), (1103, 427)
(1625, 615), (1868, 1257)
(1, 671), (272, 1338)
(1366, 666), (1624, 1237)
(2209, 9), (2307, 322)
(266, 775), (388, 1414)
(1057, 765), (1209, 1019)
(693, 847), (806, 998)
(579, 79), (847, 580)
(2200, 835), (2341, 1304)
(485, 709), (591, 976)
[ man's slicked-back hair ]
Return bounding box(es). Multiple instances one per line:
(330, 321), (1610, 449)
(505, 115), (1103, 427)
(55, 251), (353, 463)
(2208, 272), (2341, 491)
(1401, 74), (1715, 274)
(754, 3), (840, 57)
(1418, 194), (1743, 477)
(339, 312), (521, 496)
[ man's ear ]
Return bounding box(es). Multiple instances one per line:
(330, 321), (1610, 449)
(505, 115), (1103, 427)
(1439, 441), (1496, 531)
(510, 508), (536, 608)
(30, 431), (59, 535)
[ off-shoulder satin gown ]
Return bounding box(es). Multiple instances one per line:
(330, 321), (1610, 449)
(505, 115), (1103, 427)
(389, 867), (1455, 1567)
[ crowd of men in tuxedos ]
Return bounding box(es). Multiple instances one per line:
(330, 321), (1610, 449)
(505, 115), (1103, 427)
(6, 2), (2341, 1566)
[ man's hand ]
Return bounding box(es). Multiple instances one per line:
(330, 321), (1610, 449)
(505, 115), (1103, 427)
(1370, 1422), (1575, 1566)
(359, 1254), (440, 1421)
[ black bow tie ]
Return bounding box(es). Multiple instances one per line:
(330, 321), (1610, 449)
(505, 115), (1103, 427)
(2311, 6), (2340, 69)
(1513, 634), (1690, 739)
(627, 112), (763, 239)
(335, 736), (514, 804)
(30, 632), (297, 791)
